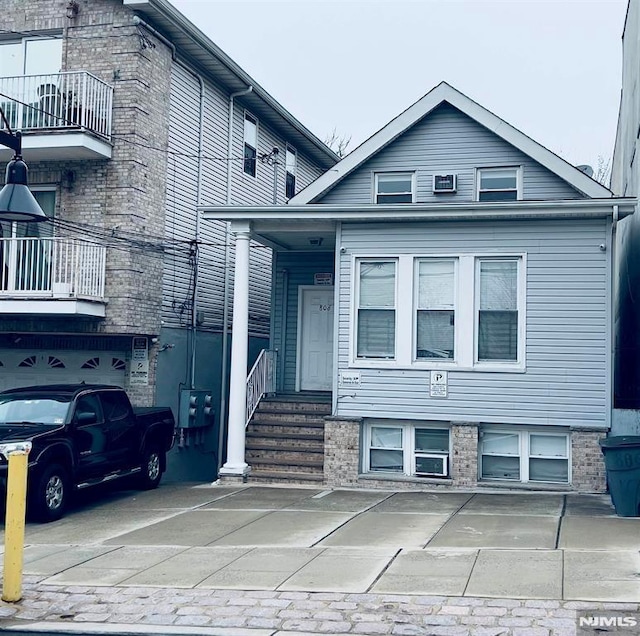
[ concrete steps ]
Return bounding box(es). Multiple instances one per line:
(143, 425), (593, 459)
(246, 395), (330, 486)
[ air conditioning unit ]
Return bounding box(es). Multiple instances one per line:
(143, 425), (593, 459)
(433, 174), (457, 193)
(415, 454), (448, 477)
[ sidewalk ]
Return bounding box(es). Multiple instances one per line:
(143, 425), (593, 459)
(0, 483), (638, 635)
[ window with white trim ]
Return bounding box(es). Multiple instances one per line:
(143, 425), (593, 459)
(476, 258), (519, 362)
(356, 260), (396, 359)
(243, 112), (257, 177)
(285, 145), (296, 199)
(480, 429), (569, 483)
(477, 167), (521, 201)
(366, 422), (451, 477)
(375, 172), (414, 204)
(416, 259), (456, 360)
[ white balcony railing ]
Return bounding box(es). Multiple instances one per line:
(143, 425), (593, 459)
(0, 237), (106, 300)
(246, 349), (277, 427)
(0, 72), (113, 139)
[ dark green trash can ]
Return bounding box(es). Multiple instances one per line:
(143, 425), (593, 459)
(599, 436), (640, 517)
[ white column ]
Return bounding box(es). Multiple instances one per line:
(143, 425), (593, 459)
(219, 225), (251, 476)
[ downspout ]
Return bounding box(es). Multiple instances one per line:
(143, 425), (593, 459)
(219, 84), (253, 472)
(609, 204), (619, 429)
(132, 16), (177, 59)
(190, 72), (206, 390)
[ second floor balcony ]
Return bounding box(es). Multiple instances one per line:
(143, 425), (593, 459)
(0, 237), (107, 317)
(0, 72), (113, 162)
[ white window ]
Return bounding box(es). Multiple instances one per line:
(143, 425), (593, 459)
(356, 260), (396, 359)
(366, 421), (450, 477)
(374, 173), (415, 204)
(477, 167), (521, 201)
(480, 429), (569, 483)
(243, 112), (257, 177)
(285, 145), (297, 199)
(476, 258), (521, 363)
(415, 259), (456, 360)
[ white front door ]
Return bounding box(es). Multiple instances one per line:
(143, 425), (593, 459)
(298, 287), (334, 391)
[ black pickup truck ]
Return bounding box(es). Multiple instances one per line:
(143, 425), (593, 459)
(0, 384), (175, 522)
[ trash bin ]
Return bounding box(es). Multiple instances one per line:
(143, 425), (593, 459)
(599, 436), (640, 517)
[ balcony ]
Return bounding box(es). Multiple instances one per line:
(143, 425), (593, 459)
(0, 237), (107, 317)
(0, 72), (113, 161)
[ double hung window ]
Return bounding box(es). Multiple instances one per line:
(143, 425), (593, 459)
(366, 422), (450, 477)
(285, 145), (297, 199)
(243, 112), (258, 177)
(416, 259), (456, 360)
(477, 167), (520, 201)
(477, 259), (519, 362)
(356, 260), (396, 359)
(375, 173), (414, 203)
(480, 430), (569, 483)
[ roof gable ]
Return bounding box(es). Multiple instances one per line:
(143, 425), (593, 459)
(289, 82), (611, 203)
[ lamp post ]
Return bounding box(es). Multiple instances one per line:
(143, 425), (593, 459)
(0, 129), (48, 222)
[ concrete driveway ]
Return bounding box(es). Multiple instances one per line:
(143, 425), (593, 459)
(1, 483), (639, 602)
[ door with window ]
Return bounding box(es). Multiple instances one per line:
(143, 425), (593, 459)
(298, 287), (334, 391)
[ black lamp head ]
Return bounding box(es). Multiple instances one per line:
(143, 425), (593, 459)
(0, 156), (48, 222)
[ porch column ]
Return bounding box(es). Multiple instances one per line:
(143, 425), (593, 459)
(219, 222), (251, 477)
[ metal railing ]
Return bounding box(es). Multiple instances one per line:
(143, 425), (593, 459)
(0, 72), (113, 139)
(0, 237), (106, 299)
(246, 349), (277, 427)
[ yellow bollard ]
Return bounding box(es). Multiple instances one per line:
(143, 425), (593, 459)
(1, 442), (31, 603)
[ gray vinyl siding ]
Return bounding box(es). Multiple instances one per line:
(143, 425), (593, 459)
(272, 251), (335, 392)
(336, 218), (610, 429)
(319, 103), (584, 204)
(163, 64), (323, 337)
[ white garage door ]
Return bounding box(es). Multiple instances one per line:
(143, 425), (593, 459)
(0, 350), (127, 392)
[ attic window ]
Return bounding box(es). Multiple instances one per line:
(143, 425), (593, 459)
(477, 167), (521, 201)
(375, 173), (415, 204)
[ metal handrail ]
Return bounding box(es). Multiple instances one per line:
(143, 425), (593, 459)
(0, 71), (113, 139)
(246, 349), (276, 427)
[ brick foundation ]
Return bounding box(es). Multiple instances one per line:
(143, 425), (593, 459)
(571, 430), (607, 493)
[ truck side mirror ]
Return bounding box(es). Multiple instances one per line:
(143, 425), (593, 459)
(76, 411), (98, 425)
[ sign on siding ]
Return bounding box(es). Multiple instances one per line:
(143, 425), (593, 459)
(430, 370), (448, 398)
(314, 273), (333, 286)
(339, 371), (361, 388)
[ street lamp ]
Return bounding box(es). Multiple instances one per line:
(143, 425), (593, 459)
(0, 129), (48, 222)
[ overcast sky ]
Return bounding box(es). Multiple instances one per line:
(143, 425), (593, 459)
(168, 0), (627, 170)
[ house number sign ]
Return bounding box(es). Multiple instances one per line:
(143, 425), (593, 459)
(430, 370), (448, 398)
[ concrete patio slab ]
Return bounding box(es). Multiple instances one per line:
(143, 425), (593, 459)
(465, 549), (563, 599)
(43, 566), (142, 587)
(201, 486), (321, 510)
(369, 492), (472, 514)
(68, 545), (187, 569)
(279, 548), (396, 593)
(21, 544), (75, 564)
(102, 510), (269, 546)
(21, 545), (118, 576)
(317, 512), (450, 548)
(371, 549), (477, 595)
(559, 516), (640, 550)
(563, 494), (617, 517)
(210, 510), (352, 547)
(284, 489), (391, 512)
(427, 513), (559, 548)
(564, 550), (640, 602)
(118, 547), (251, 588)
(458, 493), (564, 516)
(197, 547), (322, 590)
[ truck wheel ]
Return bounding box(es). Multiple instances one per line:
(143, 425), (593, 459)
(138, 446), (163, 490)
(30, 464), (70, 523)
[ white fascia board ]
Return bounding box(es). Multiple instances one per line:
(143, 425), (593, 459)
(0, 300), (106, 317)
(290, 82), (612, 203)
(201, 198), (635, 223)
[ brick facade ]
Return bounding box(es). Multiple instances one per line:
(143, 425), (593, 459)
(571, 429), (608, 493)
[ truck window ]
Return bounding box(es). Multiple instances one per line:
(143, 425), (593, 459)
(100, 391), (131, 422)
(75, 394), (103, 425)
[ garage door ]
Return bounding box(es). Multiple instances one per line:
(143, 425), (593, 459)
(0, 350), (127, 392)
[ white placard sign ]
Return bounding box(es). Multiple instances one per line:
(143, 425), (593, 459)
(430, 370), (448, 398)
(314, 273), (333, 286)
(130, 337), (149, 385)
(339, 371), (361, 388)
